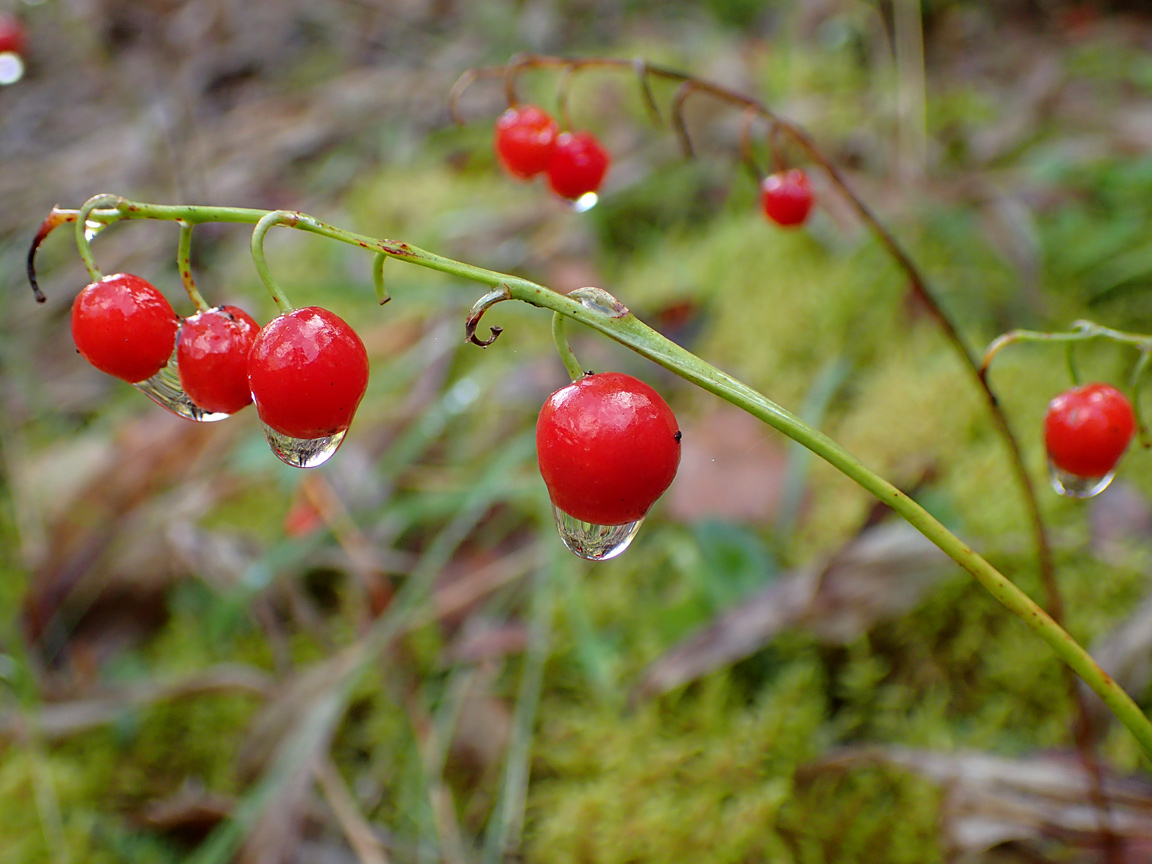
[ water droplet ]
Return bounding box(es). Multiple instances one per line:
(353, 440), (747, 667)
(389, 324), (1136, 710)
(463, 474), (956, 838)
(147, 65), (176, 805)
(84, 219), (106, 242)
(569, 287), (628, 318)
(1048, 460), (1115, 499)
(0, 52), (23, 86)
(565, 192), (599, 213)
(134, 353), (229, 422)
(261, 423), (348, 469)
(550, 503), (642, 561)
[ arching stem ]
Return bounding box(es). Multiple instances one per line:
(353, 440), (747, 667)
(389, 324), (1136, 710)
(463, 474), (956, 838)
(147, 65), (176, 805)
(250, 211), (299, 313)
(551, 313), (584, 381)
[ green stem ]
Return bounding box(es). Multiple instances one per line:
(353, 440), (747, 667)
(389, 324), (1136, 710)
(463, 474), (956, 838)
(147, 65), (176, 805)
(176, 222), (210, 312)
(372, 252), (391, 305)
(63, 198), (1152, 756)
(551, 313), (585, 380)
(250, 211), (297, 312)
(74, 194), (124, 281)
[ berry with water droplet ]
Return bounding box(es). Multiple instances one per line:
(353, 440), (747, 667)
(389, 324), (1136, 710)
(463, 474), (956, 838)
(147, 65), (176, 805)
(248, 306), (369, 442)
(537, 372), (680, 526)
(494, 104), (559, 180)
(0, 15), (26, 56)
(1045, 383), (1135, 482)
(176, 305), (260, 415)
(71, 273), (179, 383)
(546, 132), (610, 202)
(760, 169), (814, 227)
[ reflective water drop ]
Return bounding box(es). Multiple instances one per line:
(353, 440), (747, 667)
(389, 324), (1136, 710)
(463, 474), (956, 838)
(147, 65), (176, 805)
(261, 423), (347, 469)
(565, 192), (599, 213)
(569, 286), (628, 318)
(83, 219), (106, 242)
(1048, 460), (1115, 499)
(134, 353), (229, 422)
(550, 503), (642, 561)
(0, 52), (23, 86)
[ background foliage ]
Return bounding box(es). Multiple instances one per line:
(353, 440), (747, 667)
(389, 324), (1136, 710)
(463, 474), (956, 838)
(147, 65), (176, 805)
(4, 1), (1152, 861)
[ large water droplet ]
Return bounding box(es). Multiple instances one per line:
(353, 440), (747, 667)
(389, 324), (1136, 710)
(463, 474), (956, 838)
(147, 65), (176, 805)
(261, 423), (347, 469)
(1048, 460), (1115, 499)
(0, 52), (24, 86)
(565, 192), (599, 213)
(134, 353), (229, 422)
(550, 503), (642, 561)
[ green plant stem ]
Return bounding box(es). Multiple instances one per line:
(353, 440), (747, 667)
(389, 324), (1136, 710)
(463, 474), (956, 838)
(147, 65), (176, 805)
(60, 198), (1152, 757)
(176, 221), (210, 312)
(250, 211), (298, 312)
(551, 313), (585, 380)
(373, 252), (391, 305)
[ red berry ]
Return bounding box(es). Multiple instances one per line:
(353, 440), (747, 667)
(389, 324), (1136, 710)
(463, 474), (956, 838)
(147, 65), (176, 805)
(494, 105), (558, 180)
(536, 372), (681, 525)
(0, 15), (26, 56)
(176, 305), (260, 415)
(546, 131), (610, 201)
(1044, 383), (1136, 478)
(760, 169), (814, 227)
(247, 306), (369, 440)
(71, 273), (179, 383)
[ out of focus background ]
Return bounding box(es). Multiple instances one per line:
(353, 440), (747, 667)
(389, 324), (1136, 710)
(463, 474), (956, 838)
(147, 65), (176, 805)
(4, 1), (1152, 861)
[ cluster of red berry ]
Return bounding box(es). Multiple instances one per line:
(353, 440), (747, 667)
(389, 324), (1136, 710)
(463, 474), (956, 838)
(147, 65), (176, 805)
(71, 273), (368, 465)
(1044, 382), (1136, 495)
(494, 103), (815, 228)
(493, 105), (610, 204)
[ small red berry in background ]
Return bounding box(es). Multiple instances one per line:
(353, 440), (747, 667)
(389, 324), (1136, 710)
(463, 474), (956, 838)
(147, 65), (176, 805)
(71, 273), (179, 383)
(1044, 383), (1136, 479)
(247, 306), (369, 440)
(760, 168), (815, 227)
(536, 372), (681, 525)
(176, 305), (260, 415)
(0, 15), (26, 56)
(546, 131), (610, 201)
(494, 105), (559, 180)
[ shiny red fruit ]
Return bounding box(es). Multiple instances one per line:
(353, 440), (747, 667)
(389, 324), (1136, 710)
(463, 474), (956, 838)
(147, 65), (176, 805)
(1044, 383), (1136, 478)
(176, 305), (260, 415)
(71, 273), (179, 383)
(760, 169), (814, 227)
(546, 131), (610, 201)
(0, 15), (26, 56)
(536, 372), (681, 525)
(494, 105), (559, 180)
(248, 307), (369, 440)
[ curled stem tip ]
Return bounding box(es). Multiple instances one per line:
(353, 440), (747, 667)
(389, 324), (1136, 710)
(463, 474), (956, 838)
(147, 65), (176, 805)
(26, 208), (77, 303)
(465, 285), (513, 347)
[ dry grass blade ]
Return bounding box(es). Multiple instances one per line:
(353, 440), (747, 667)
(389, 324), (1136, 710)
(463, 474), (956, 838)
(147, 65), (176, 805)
(813, 747), (1152, 860)
(635, 522), (956, 700)
(315, 758), (391, 864)
(0, 664), (274, 741)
